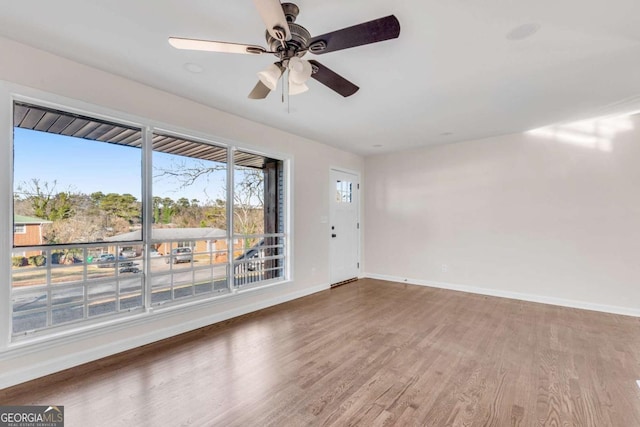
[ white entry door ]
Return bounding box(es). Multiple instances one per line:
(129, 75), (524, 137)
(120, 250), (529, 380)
(329, 169), (360, 285)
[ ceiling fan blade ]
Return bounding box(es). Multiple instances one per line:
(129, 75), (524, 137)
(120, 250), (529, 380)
(308, 60), (359, 97)
(248, 80), (272, 99)
(308, 15), (400, 55)
(253, 0), (291, 42)
(168, 37), (266, 55)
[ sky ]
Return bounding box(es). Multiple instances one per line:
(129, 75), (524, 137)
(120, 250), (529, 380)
(13, 127), (228, 204)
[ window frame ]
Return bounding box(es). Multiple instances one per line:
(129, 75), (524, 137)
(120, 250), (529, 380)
(4, 88), (291, 345)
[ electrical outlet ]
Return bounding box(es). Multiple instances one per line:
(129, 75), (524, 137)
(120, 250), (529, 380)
(441, 264), (448, 273)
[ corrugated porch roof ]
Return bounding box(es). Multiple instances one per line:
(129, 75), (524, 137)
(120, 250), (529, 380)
(14, 102), (267, 168)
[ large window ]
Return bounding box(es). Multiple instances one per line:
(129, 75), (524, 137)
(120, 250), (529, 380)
(10, 102), (287, 339)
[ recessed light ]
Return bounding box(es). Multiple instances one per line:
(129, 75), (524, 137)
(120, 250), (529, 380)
(184, 62), (204, 73)
(372, 144), (383, 148)
(506, 23), (541, 41)
(440, 132), (453, 136)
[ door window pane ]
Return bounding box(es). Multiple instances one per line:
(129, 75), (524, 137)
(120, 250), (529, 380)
(335, 180), (353, 203)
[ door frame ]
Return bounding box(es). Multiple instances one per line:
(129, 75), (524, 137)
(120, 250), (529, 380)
(329, 166), (362, 285)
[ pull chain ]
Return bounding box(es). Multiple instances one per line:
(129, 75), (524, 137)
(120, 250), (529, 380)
(287, 69), (290, 114)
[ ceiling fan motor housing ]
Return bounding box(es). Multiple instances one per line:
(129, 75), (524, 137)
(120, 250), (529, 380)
(266, 22), (310, 59)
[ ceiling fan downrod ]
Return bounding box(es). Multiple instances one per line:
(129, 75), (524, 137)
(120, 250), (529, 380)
(281, 3), (300, 23)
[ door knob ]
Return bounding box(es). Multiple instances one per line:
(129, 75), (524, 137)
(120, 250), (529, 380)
(331, 234), (337, 238)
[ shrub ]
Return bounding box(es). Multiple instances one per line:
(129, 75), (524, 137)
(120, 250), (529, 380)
(12, 256), (27, 267)
(28, 255), (47, 267)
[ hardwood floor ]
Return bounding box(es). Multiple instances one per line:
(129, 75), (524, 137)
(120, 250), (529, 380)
(2, 278), (640, 426)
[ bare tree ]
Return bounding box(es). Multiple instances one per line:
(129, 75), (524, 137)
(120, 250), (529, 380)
(154, 159), (226, 189)
(233, 167), (264, 244)
(15, 179), (74, 221)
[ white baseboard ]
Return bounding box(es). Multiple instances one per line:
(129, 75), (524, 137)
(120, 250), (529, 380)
(364, 273), (640, 318)
(1, 283), (329, 389)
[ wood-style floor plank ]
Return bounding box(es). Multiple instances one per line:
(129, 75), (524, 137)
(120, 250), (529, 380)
(2, 278), (640, 426)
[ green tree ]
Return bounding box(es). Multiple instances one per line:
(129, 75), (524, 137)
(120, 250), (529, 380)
(99, 193), (140, 224)
(49, 192), (73, 220)
(152, 196), (162, 224)
(160, 197), (175, 224)
(177, 197), (191, 211)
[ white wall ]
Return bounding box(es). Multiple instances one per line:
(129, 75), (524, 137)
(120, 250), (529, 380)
(365, 113), (640, 315)
(0, 37), (363, 388)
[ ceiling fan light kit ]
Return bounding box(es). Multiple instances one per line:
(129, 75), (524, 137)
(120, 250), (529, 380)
(288, 80), (309, 95)
(288, 57), (312, 83)
(258, 63), (284, 90)
(169, 0), (401, 100)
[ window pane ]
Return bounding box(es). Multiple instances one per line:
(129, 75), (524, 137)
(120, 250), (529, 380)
(149, 133), (229, 305)
(11, 103), (144, 336)
(233, 152), (285, 288)
(335, 180), (353, 203)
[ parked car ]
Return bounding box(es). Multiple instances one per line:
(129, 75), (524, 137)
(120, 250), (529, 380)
(120, 249), (137, 258)
(166, 247), (192, 264)
(97, 253), (116, 268)
(96, 254), (137, 271)
(119, 261), (140, 274)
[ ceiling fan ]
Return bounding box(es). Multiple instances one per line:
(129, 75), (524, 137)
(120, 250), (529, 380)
(169, 0), (400, 99)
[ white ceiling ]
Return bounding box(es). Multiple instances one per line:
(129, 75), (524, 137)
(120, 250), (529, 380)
(1, 0), (640, 156)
